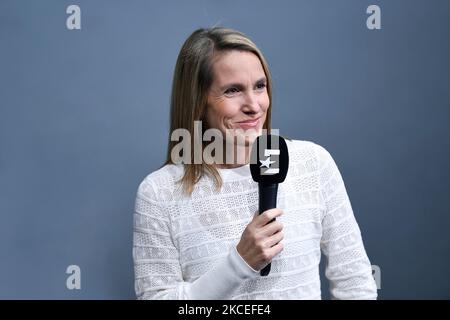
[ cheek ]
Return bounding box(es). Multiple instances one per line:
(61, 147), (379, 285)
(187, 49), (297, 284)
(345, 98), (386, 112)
(207, 101), (237, 128)
(260, 92), (270, 111)
(216, 102), (240, 120)
(258, 94), (270, 128)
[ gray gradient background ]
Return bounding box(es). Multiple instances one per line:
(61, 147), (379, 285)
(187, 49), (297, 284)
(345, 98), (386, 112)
(1, 0), (449, 299)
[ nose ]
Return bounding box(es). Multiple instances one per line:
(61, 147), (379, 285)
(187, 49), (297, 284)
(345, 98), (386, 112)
(241, 91), (260, 115)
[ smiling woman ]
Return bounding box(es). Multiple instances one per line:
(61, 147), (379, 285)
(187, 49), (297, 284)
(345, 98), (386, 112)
(168, 49), (270, 172)
(132, 27), (377, 300)
(165, 28), (274, 195)
(205, 50), (269, 139)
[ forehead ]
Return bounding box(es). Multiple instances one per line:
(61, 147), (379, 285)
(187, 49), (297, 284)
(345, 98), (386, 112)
(210, 50), (266, 84)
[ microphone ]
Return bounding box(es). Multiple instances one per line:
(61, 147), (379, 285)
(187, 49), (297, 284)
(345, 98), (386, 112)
(250, 134), (289, 276)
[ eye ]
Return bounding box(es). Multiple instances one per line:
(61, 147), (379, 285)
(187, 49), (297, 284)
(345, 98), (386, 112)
(256, 83), (266, 90)
(224, 87), (239, 95)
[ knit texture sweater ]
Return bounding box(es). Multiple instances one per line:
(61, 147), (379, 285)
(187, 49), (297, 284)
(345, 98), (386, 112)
(133, 139), (377, 299)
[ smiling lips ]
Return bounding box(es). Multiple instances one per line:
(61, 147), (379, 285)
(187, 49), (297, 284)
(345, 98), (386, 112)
(237, 117), (260, 128)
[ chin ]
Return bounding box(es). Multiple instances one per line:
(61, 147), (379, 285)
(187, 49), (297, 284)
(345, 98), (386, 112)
(235, 130), (260, 147)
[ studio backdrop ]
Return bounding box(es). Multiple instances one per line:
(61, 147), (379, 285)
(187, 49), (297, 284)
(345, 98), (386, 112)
(0, 0), (449, 299)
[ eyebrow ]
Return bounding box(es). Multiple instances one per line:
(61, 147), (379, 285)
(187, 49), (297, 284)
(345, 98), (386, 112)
(219, 77), (267, 91)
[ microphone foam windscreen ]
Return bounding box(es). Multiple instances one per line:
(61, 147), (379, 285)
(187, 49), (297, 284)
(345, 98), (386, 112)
(250, 134), (289, 184)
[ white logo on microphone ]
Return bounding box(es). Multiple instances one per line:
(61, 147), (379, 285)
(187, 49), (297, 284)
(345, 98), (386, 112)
(260, 149), (279, 175)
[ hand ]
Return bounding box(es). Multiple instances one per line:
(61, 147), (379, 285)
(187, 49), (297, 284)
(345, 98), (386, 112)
(236, 208), (284, 271)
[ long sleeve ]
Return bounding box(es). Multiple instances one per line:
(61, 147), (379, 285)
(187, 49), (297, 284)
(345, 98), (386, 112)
(133, 179), (259, 300)
(315, 144), (378, 300)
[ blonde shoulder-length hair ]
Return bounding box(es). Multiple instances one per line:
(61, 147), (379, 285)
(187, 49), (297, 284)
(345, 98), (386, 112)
(165, 27), (273, 196)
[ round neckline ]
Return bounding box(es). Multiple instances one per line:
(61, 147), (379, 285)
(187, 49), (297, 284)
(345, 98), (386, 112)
(216, 163), (250, 171)
(216, 163), (251, 180)
(171, 163), (252, 181)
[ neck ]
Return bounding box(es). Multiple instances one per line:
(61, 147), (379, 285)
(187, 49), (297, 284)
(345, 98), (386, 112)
(215, 142), (250, 169)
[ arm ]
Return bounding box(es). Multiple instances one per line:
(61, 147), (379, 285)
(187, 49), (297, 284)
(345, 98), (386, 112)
(133, 179), (259, 300)
(314, 144), (377, 300)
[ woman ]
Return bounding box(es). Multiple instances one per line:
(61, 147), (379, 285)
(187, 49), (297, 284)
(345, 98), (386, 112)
(133, 27), (377, 299)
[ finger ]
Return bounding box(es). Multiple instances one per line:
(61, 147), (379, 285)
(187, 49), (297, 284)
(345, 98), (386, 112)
(255, 208), (283, 227)
(265, 230), (284, 248)
(259, 220), (283, 237)
(267, 241), (284, 257)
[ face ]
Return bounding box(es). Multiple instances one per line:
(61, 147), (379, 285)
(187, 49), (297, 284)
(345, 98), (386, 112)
(205, 50), (270, 147)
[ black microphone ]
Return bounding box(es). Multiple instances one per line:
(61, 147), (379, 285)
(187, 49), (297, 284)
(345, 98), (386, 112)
(250, 134), (289, 276)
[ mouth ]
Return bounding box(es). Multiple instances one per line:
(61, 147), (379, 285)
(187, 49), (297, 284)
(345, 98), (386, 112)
(236, 117), (261, 127)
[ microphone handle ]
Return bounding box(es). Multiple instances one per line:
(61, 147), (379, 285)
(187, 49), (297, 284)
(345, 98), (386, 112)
(258, 183), (279, 276)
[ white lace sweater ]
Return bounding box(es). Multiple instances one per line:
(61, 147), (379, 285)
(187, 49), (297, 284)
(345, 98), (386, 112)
(133, 140), (377, 300)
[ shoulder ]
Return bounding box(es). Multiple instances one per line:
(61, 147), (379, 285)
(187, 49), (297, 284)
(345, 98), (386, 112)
(136, 164), (184, 202)
(284, 138), (333, 167)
